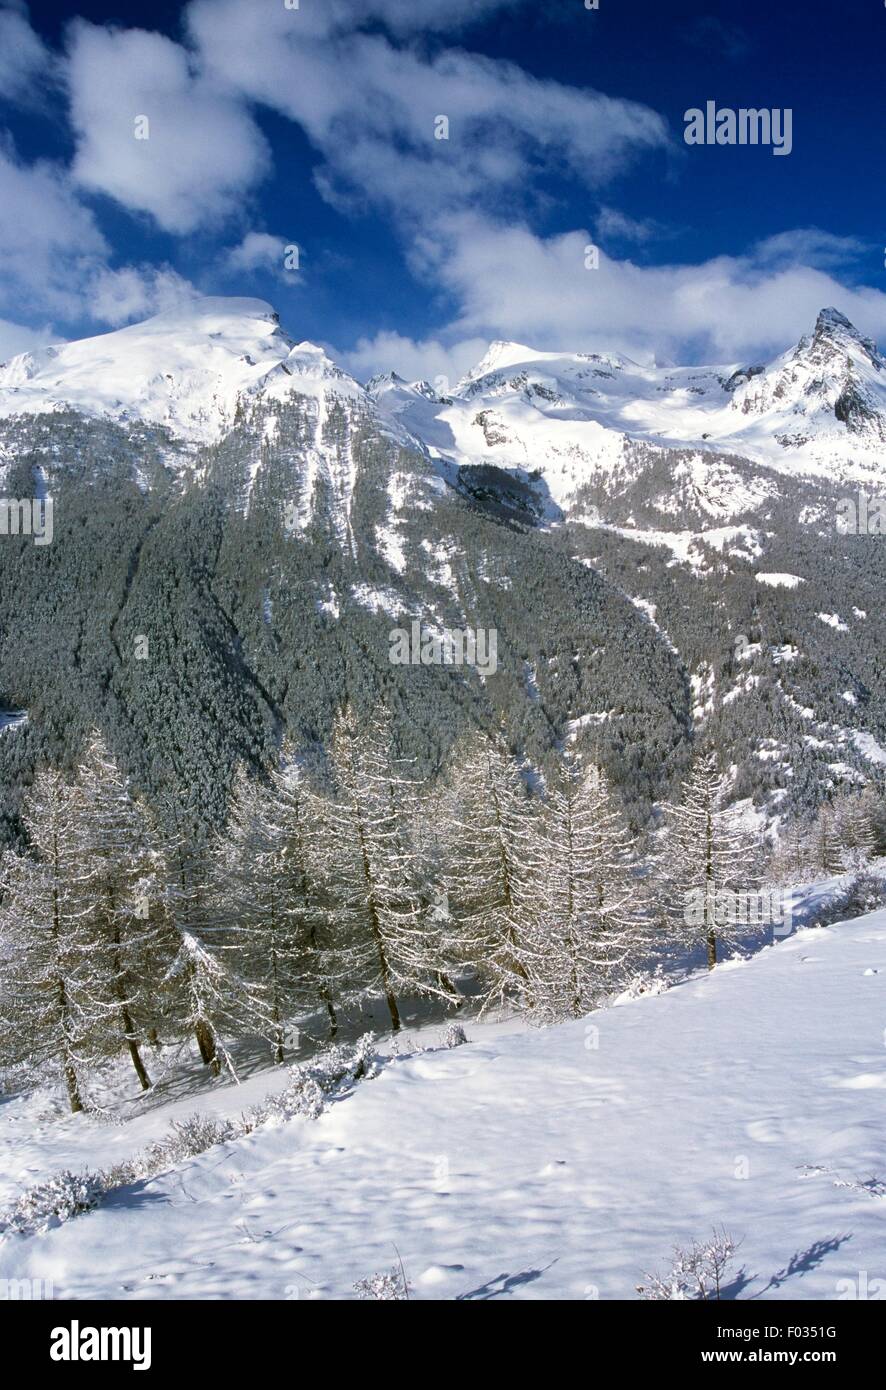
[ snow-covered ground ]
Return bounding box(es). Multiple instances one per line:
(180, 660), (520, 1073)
(1, 894), (884, 1301)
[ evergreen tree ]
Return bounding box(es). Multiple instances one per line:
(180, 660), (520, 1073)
(0, 771), (94, 1111)
(534, 756), (646, 1019)
(442, 730), (542, 1012)
(662, 751), (761, 968)
(65, 732), (167, 1089)
(317, 705), (435, 1031)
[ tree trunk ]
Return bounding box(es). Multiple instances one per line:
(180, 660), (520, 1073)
(437, 971), (462, 1007)
(322, 988), (338, 1038)
(270, 947), (285, 1064)
(195, 1019), (220, 1077)
(707, 929), (718, 970)
(122, 1003), (151, 1090)
(356, 819), (401, 1031)
(63, 1058), (84, 1114)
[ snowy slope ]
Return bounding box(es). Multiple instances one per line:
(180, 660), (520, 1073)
(0, 298), (367, 446)
(370, 308), (886, 504)
(2, 908), (884, 1300)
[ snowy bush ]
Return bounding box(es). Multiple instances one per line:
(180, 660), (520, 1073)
(0, 1169), (105, 1236)
(637, 1227), (740, 1300)
(156, 1114), (237, 1162)
(811, 872), (886, 929)
(614, 966), (670, 1003)
(249, 1074), (326, 1126)
(354, 1265), (411, 1300)
(244, 1034), (380, 1130)
(442, 1022), (468, 1048)
(100, 1113), (239, 1191)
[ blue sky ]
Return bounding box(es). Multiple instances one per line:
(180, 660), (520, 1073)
(1, 0), (884, 381)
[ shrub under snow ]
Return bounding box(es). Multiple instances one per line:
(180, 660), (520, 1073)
(442, 1022), (468, 1048)
(636, 1227), (740, 1300)
(354, 1265), (411, 1300)
(0, 1169), (105, 1237)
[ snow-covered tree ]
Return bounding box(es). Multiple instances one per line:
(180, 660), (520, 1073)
(813, 803), (846, 876)
(160, 929), (261, 1081)
(441, 730), (543, 1013)
(212, 763), (306, 1063)
(315, 705), (438, 1031)
(766, 814), (817, 886)
(65, 732), (168, 1089)
(661, 751), (762, 968)
(534, 755), (646, 1019)
(832, 790), (877, 869)
(0, 770), (93, 1111)
(266, 750), (346, 1038)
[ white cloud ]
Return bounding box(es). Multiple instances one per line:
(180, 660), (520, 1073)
(187, 0), (669, 219)
(340, 331), (488, 388)
(0, 2), (52, 105)
(750, 228), (866, 271)
(0, 317), (61, 362)
(421, 213), (886, 364)
(0, 139), (109, 322)
(0, 136), (203, 332)
(67, 21), (270, 234)
(595, 206), (664, 245)
(225, 232), (291, 277)
(88, 266), (199, 327)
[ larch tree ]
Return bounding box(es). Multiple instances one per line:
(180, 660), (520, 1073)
(535, 755), (646, 1019)
(442, 729), (543, 1013)
(662, 750), (761, 969)
(65, 732), (167, 1090)
(0, 770), (95, 1112)
(317, 704), (436, 1032)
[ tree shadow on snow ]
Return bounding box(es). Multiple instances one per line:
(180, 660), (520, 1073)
(456, 1261), (557, 1300)
(101, 1179), (173, 1213)
(751, 1235), (853, 1296)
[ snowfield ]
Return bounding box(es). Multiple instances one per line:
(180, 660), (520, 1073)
(1, 909), (885, 1301)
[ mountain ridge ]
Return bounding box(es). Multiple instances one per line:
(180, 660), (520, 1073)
(1, 300), (884, 495)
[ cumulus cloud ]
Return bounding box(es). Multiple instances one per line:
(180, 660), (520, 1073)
(67, 21), (270, 234)
(0, 139), (109, 322)
(0, 137), (200, 332)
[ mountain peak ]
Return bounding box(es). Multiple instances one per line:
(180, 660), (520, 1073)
(458, 340), (541, 386)
(0, 295), (367, 444)
(810, 306), (881, 363)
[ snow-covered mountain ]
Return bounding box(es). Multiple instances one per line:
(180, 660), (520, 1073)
(0, 298), (366, 446)
(2, 300), (883, 501)
(370, 307), (886, 505)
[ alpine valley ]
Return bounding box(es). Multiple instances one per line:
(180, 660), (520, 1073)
(0, 296), (884, 844)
